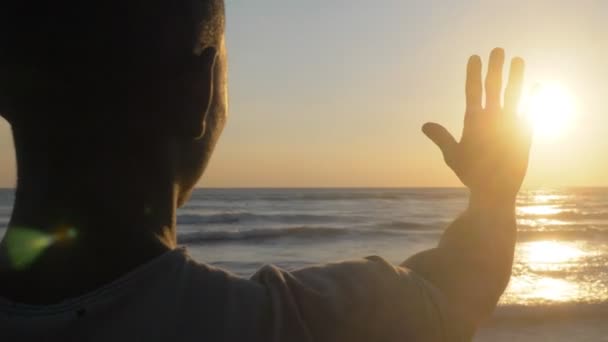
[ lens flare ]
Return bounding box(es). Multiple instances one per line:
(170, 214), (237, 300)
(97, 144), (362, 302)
(5, 226), (78, 270)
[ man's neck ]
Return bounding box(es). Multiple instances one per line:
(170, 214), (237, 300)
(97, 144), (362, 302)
(0, 172), (178, 304)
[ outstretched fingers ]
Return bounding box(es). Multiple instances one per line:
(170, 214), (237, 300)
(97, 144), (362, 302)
(504, 57), (525, 116)
(466, 55), (483, 113)
(485, 48), (505, 111)
(422, 122), (458, 166)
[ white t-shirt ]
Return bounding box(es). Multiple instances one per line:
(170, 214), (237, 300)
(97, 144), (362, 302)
(0, 248), (470, 341)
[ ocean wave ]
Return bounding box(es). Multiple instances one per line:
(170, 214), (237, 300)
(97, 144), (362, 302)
(493, 302), (608, 322)
(376, 221), (434, 231)
(554, 211), (608, 220)
(519, 209), (608, 221)
(269, 192), (406, 201)
(517, 227), (608, 241)
(189, 189), (468, 202)
(177, 212), (357, 225)
(178, 226), (403, 244)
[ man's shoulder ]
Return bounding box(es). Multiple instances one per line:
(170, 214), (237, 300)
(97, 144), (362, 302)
(169, 248), (265, 294)
(167, 248), (270, 339)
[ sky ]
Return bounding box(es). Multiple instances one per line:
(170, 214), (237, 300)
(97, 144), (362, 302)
(0, 0), (607, 188)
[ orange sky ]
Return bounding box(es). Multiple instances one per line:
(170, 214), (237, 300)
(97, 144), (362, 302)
(0, 0), (607, 188)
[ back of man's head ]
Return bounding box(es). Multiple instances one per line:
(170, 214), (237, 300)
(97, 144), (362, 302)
(0, 0), (226, 135)
(0, 1), (227, 203)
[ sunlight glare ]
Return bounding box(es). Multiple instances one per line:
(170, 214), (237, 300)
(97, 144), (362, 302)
(502, 241), (590, 304)
(510, 276), (580, 303)
(523, 240), (585, 264)
(520, 83), (575, 139)
(518, 205), (562, 216)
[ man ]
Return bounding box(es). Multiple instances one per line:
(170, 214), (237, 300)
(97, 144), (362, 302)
(0, 1), (532, 341)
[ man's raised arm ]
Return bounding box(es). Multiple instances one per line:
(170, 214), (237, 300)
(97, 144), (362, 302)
(402, 48), (532, 327)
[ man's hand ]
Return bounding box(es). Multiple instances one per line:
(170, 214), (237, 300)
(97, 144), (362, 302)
(403, 49), (533, 332)
(422, 48), (532, 204)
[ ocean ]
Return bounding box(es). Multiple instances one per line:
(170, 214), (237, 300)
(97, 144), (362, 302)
(1, 188), (608, 341)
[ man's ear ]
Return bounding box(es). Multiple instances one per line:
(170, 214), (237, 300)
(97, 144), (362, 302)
(179, 46), (217, 139)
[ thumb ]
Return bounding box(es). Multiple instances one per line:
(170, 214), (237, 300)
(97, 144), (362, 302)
(422, 122), (458, 161)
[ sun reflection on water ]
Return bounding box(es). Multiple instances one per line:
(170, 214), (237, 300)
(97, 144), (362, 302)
(502, 239), (608, 304)
(530, 193), (568, 203)
(503, 190), (608, 305)
(517, 205), (562, 216)
(523, 240), (585, 265)
(508, 275), (580, 303)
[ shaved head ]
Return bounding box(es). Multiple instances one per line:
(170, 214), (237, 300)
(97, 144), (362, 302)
(0, 0), (228, 206)
(0, 0), (226, 129)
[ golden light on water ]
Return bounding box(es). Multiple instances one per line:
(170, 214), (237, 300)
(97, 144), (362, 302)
(523, 240), (585, 265)
(505, 241), (589, 304)
(502, 238), (608, 305)
(520, 83), (575, 140)
(502, 190), (608, 305)
(509, 275), (580, 303)
(532, 194), (566, 203)
(518, 205), (562, 216)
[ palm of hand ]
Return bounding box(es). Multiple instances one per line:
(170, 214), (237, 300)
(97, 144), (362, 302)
(424, 49), (532, 201)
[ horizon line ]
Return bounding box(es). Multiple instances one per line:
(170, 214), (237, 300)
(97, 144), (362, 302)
(204, 186), (607, 190)
(1, 186), (608, 190)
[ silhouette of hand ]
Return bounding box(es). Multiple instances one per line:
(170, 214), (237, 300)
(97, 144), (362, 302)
(423, 48), (532, 203)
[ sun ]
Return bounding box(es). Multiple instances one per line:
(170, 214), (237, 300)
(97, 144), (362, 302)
(520, 83), (575, 139)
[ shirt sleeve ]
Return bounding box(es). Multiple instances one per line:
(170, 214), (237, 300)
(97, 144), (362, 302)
(251, 256), (469, 342)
